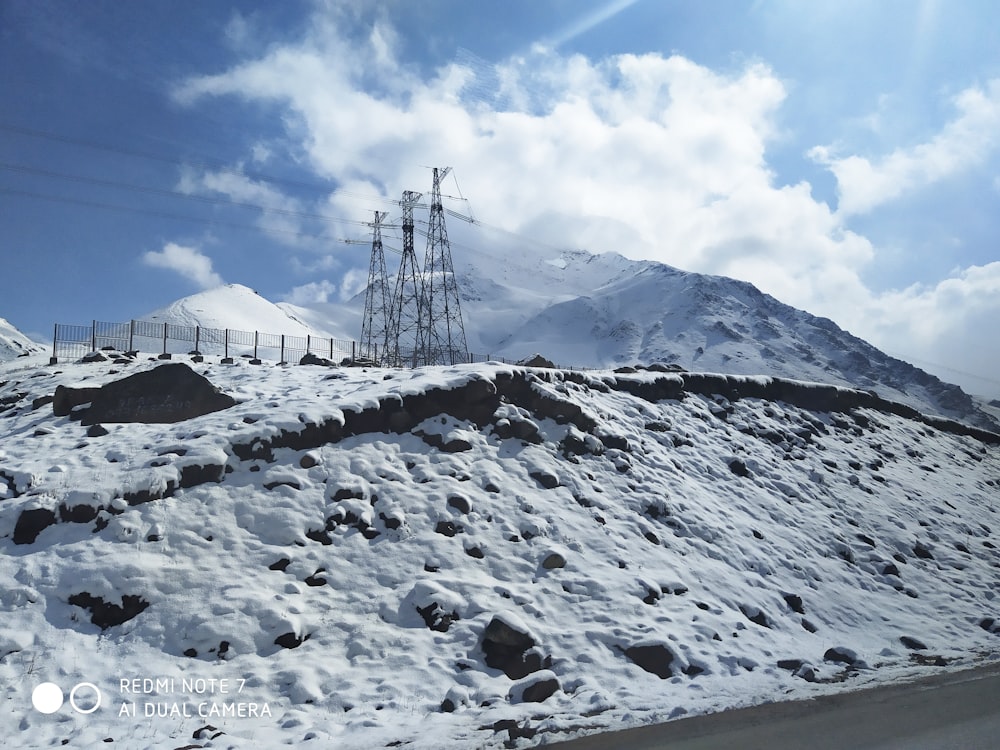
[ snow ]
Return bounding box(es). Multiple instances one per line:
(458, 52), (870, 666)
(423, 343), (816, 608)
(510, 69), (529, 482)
(143, 283), (341, 341)
(448, 244), (996, 429)
(1, 351), (998, 749)
(0, 316), (44, 361)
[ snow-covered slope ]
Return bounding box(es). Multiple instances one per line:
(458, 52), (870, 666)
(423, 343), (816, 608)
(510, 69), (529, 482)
(143, 283), (343, 340)
(0, 316), (44, 361)
(1, 355), (998, 749)
(452, 245), (995, 430)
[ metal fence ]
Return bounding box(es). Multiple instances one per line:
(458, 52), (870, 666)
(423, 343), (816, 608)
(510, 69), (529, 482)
(51, 318), (534, 368)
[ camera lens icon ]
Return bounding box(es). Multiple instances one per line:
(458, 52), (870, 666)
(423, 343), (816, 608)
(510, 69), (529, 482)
(32, 682), (102, 715)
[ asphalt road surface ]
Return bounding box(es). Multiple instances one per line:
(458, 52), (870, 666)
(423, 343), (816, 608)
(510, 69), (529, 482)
(548, 661), (1000, 750)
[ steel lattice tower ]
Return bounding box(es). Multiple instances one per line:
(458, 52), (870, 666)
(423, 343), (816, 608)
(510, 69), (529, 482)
(387, 190), (426, 367)
(421, 167), (469, 366)
(360, 210), (390, 364)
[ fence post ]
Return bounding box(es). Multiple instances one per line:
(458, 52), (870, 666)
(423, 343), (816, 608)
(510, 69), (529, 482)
(280, 335), (285, 363)
(129, 320), (135, 352)
(254, 331), (259, 360)
(307, 334), (311, 355)
(329, 338), (333, 359)
(195, 326), (200, 353)
(162, 324), (168, 355)
(52, 323), (58, 361)
(91, 320), (97, 352)
(225, 329), (229, 359)
(352, 341), (356, 362)
(374, 343), (378, 366)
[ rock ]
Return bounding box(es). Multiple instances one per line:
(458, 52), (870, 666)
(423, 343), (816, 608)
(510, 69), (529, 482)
(979, 618), (1000, 635)
(783, 593), (805, 614)
(823, 646), (863, 666)
(60, 363), (237, 425)
(624, 644), (675, 679)
(81, 351), (107, 363)
(739, 604), (771, 628)
(86, 424), (109, 438)
(13, 508), (57, 545)
(274, 632), (308, 649)
(728, 458), (751, 477)
(510, 672), (560, 703)
(518, 354), (555, 368)
(299, 352), (334, 366)
(542, 552), (566, 569)
(447, 495), (472, 514)
(481, 616), (548, 679)
(32, 394), (54, 410)
(68, 592), (149, 629)
(417, 602), (459, 633)
(53, 385), (102, 417)
(900, 636), (927, 650)
(529, 470), (560, 489)
(435, 521), (459, 537)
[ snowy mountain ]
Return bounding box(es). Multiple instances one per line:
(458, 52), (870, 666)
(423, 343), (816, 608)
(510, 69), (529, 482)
(0, 316), (44, 361)
(451, 244), (995, 431)
(1, 355), (998, 749)
(137, 250), (995, 432)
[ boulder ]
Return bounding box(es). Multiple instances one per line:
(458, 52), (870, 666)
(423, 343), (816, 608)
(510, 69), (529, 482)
(518, 354), (555, 368)
(481, 615), (548, 679)
(624, 643), (675, 679)
(56, 363), (237, 425)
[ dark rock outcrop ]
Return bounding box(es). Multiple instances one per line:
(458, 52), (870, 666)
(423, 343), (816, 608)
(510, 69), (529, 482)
(55, 363), (236, 425)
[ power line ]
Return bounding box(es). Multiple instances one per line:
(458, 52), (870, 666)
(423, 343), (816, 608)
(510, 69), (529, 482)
(0, 187), (339, 244)
(0, 161), (375, 230)
(885, 350), (1000, 387)
(0, 121), (399, 209)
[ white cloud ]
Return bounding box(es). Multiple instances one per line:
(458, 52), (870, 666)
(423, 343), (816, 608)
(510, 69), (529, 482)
(811, 80), (1000, 216)
(176, 167), (316, 247)
(861, 262), (1000, 396)
(173, 5), (1000, 396)
(283, 280), (339, 305)
(142, 243), (223, 289)
(339, 268), (367, 302)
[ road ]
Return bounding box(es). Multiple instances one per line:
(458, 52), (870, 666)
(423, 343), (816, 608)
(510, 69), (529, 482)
(547, 661), (1000, 750)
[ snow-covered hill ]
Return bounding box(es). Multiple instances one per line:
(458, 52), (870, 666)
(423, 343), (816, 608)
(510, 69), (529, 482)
(0, 316), (44, 361)
(452, 244), (994, 431)
(1, 354), (998, 749)
(143, 283), (348, 341)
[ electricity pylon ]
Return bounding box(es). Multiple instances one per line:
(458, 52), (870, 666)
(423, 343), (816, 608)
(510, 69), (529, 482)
(387, 190), (426, 367)
(360, 210), (390, 364)
(421, 167), (469, 366)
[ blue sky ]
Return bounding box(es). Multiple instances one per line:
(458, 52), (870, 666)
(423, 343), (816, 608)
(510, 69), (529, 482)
(2, 0), (999, 397)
